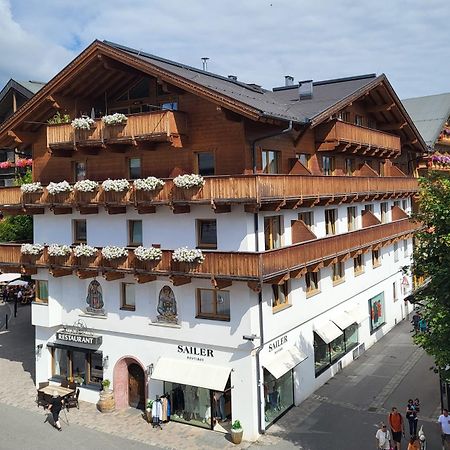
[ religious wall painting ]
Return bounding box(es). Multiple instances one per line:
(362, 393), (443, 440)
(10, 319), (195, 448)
(155, 285), (178, 324)
(86, 279), (105, 315)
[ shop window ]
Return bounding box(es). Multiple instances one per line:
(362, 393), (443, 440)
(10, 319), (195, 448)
(121, 283), (136, 311)
(403, 239), (409, 257)
(393, 281), (398, 302)
(196, 289), (230, 321)
(353, 254), (364, 275)
(314, 333), (331, 374)
(344, 323), (359, 350)
(88, 352), (104, 385)
(52, 347), (68, 378)
(394, 242), (399, 262)
(305, 270), (320, 296)
(196, 152), (215, 176)
(261, 150), (280, 174)
(35, 280), (48, 304)
(322, 156), (335, 176)
(380, 202), (388, 224)
(72, 351), (87, 385)
(330, 334), (346, 362)
(372, 249), (381, 267)
(298, 211), (314, 231)
(196, 219), (217, 249)
(332, 262), (345, 285)
(128, 157), (141, 180)
(264, 215), (282, 250)
(73, 161), (86, 182)
(369, 293), (385, 333)
(364, 204), (374, 213)
(345, 158), (355, 176)
(354, 115), (364, 126)
(73, 219), (87, 244)
(296, 153), (310, 168)
(263, 368), (294, 426)
(325, 208), (337, 235)
(128, 220), (143, 247)
(347, 206), (357, 231)
(272, 281), (290, 312)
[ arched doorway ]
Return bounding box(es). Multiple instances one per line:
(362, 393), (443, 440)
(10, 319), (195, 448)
(128, 363), (145, 409)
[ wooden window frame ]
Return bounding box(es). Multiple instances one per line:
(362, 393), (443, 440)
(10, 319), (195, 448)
(120, 282), (136, 311)
(353, 254), (364, 276)
(332, 262), (345, 285)
(325, 208), (337, 235)
(128, 157), (142, 180)
(264, 215), (283, 250)
(272, 281), (290, 313)
(35, 280), (48, 304)
(298, 211), (314, 231)
(195, 151), (215, 176)
(196, 288), (230, 321)
(261, 149), (280, 174)
(364, 204), (374, 213)
(196, 219), (217, 249)
(372, 249), (381, 268)
(306, 270), (320, 297)
(128, 220), (143, 247)
(73, 219), (87, 244)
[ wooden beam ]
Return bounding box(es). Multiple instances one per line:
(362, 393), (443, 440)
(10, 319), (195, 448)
(21, 266), (37, 275)
(367, 102), (395, 113)
(264, 273), (289, 285)
(211, 278), (233, 289)
(290, 267), (307, 279)
(44, 95), (60, 109)
(106, 205), (127, 215)
(170, 275), (191, 286)
(50, 268), (73, 278)
(211, 202), (232, 214)
(103, 271), (125, 281)
(378, 121), (406, 131)
(244, 203), (260, 213)
(76, 269), (98, 279)
(78, 206), (99, 215)
(134, 273), (157, 284)
(137, 205), (157, 214)
(171, 204), (190, 214)
(51, 206), (73, 215)
(247, 281), (261, 293)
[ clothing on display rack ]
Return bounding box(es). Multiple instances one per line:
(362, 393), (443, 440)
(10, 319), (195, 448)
(151, 398), (163, 429)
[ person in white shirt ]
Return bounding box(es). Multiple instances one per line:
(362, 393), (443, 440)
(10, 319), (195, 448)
(376, 422), (392, 450)
(438, 409), (450, 449)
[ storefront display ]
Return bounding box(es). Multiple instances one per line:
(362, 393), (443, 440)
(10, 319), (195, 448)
(369, 293), (385, 332)
(263, 368), (294, 426)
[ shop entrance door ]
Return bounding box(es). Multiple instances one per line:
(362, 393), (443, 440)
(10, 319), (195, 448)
(128, 363), (145, 409)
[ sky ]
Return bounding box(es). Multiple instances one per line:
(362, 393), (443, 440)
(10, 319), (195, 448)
(0, 0), (448, 99)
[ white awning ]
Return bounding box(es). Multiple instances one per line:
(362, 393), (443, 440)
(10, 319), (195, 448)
(151, 357), (231, 391)
(264, 346), (307, 379)
(346, 305), (368, 324)
(331, 311), (356, 330)
(0, 273), (21, 283)
(314, 321), (343, 344)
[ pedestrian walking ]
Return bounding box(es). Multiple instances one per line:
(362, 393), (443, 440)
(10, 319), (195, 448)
(411, 312), (420, 334)
(376, 422), (392, 450)
(406, 399), (418, 436)
(47, 390), (63, 431)
(407, 435), (420, 450)
(438, 408), (450, 450)
(389, 406), (405, 449)
(418, 318), (427, 333)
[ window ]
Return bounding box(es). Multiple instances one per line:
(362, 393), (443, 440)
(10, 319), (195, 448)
(354, 115), (364, 126)
(73, 219), (87, 244)
(121, 283), (136, 311)
(128, 157), (141, 179)
(272, 281), (290, 312)
(353, 254), (364, 275)
(347, 206), (357, 231)
(402, 199), (408, 211)
(73, 161), (86, 181)
(345, 158), (355, 176)
(298, 211), (314, 231)
(128, 220), (143, 247)
(264, 215), (282, 250)
(261, 150), (280, 174)
(196, 219), (217, 249)
(378, 161), (385, 176)
(196, 152), (215, 176)
(161, 101), (178, 111)
(394, 242), (399, 262)
(372, 249), (381, 267)
(364, 204), (374, 213)
(403, 239), (409, 257)
(35, 280), (48, 304)
(380, 202), (388, 224)
(393, 281), (398, 302)
(53, 348), (68, 378)
(332, 262), (345, 284)
(322, 156), (335, 176)
(305, 270), (320, 296)
(296, 153), (310, 168)
(196, 289), (230, 321)
(325, 209), (337, 235)
(367, 118), (377, 129)
(314, 333), (331, 374)
(393, 200), (400, 208)
(337, 111), (350, 122)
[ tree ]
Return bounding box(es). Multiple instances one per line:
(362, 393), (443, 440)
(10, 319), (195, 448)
(411, 173), (450, 374)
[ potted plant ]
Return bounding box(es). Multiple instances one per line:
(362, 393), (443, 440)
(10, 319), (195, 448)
(145, 399), (153, 423)
(20, 182), (43, 204)
(231, 420), (243, 444)
(173, 174), (205, 201)
(47, 244), (72, 266)
(172, 247), (205, 272)
(101, 178), (130, 203)
(133, 176), (165, 202)
(46, 180), (73, 204)
(20, 243), (44, 264)
(134, 246), (163, 270)
(97, 379), (115, 413)
(74, 179), (99, 204)
(101, 246), (128, 268)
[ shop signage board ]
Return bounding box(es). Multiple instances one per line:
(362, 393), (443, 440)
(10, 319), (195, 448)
(56, 319), (102, 346)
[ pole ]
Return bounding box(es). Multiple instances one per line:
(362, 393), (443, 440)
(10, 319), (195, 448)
(14, 299), (17, 317)
(5, 314), (8, 330)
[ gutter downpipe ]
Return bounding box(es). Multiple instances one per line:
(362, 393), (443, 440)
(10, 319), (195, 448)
(250, 120), (293, 435)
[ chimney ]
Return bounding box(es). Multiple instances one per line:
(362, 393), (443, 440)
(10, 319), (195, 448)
(285, 75), (294, 87)
(299, 79), (313, 100)
(228, 75), (238, 81)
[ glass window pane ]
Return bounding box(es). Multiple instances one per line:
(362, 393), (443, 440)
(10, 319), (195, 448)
(74, 220), (87, 243)
(129, 158), (141, 179)
(199, 290), (215, 314)
(89, 353), (103, 384)
(53, 348), (68, 378)
(216, 291), (230, 316)
(72, 351), (86, 385)
(198, 220), (217, 248)
(314, 333), (330, 373)
(330, 335), (345, 362)
(263, 369), (294, 426)
(36, 280), (48, 303)
(129, 220), (142, 246)
(74, 162), (86, 181)
(344, 323), (359, 350)
(123, 283), (135, 308)
(197, 153), (215, 176)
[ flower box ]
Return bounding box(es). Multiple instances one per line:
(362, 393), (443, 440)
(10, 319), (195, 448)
(49, 192), (72, 204)
(75, 190), (98, 204)
(103, 124), (127, 140)
(134, 258), (160, 271)
(71, 117), (95, 130)
(101, 113), (128, 126)
(49, 255), (71, 266)
(173, 261), (201, 273)
(77, 255), (98, 267)
(22, 192), (42, 204)
(103, 190), (128, 203)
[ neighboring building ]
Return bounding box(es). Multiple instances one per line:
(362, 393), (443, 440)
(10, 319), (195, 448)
(402, 93), (450, 172)
(0, 79), (45, 185)
(0, 40), (424, 440)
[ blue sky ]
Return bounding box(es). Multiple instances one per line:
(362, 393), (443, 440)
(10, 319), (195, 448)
(1, 0), (448, 99)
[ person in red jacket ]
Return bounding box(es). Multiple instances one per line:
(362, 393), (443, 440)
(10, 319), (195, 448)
(388, 406), (405, 449)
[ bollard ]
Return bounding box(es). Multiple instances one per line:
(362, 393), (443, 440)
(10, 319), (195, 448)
(14, 300), (17, 318)
(5, 313), (8, 330)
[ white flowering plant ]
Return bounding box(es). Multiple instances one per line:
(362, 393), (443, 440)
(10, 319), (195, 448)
(71, 117), (95, 130)
(48, 244), (71, 257)
(101, 113), (128, 126)
(133, 177), (165, 192)
(134, 246), (162, 261)
(20, 243), (44, 255)
(74, 179), (98, 192)
(20, 182), (43, 193)
(172, 247), (205, 264)
(101, 246), (128, 260)
(101, 178), (130, 192)
(173, 174), (205, 189)
(47, 180), (72, 195)
(73, 244), (97, 258)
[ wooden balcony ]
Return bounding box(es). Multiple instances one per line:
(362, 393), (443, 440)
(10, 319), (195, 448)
(316, 120), (401, 157)
(0, 219), (420, 285)
(0, 174), (419, 216)
(47, 111), (187, 153)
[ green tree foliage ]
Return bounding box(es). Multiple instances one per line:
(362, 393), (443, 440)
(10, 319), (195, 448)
(412, 173), (450, 373)
(0, 168), (33, 243)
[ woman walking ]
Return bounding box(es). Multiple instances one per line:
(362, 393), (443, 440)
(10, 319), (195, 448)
(47, 390), (63, 431)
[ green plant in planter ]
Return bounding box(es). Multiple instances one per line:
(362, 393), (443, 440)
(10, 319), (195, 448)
(47, 111), (71, 125)
(101, 379), (111, 390)
(231, 420), (242, 430)
(146, 399), (153, 410)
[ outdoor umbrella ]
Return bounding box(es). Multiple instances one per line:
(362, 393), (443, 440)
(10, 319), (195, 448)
(7, 279), (29, 286)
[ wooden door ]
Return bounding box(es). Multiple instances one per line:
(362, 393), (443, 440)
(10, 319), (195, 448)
(128, 363), (145, 409)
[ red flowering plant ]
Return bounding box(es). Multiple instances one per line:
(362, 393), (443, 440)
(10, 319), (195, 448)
(0, 161), (13, 169)
(15, 158), (32, 168)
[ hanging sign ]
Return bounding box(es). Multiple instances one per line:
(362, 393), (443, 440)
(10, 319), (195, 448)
(56, 319), (102, 346)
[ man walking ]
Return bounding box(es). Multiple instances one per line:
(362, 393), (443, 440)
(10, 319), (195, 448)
(438, 408), (450, 450)
(389, 407), (405, 449)
(376, 422), (392, 450)
(47, 390), (63, 431)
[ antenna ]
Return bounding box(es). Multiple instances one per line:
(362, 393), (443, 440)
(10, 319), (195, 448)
(201, 57), (210, 71)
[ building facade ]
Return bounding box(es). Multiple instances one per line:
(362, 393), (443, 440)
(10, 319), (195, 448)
(0, 40), (424, 440)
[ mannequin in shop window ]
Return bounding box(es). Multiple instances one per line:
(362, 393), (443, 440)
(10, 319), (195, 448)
(213, 391), (226, 423)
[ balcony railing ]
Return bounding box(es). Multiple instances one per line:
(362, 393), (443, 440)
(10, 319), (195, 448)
(316, 120), (401, 155)
(0, 175), (418, 215)
(0, 219), (420, 282)
(47, 111), (187, 150)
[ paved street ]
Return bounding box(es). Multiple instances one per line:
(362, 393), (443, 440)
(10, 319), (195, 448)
(0, 301), (443, 449)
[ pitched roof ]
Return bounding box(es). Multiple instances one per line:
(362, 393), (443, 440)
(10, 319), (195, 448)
(0, 79), (45, 104)
(402, 93), (450, 147)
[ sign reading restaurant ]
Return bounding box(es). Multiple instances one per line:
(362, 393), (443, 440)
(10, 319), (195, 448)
(56, 319), (102, 346)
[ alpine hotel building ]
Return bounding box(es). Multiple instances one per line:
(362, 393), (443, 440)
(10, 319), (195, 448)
(0, 41), (424, 440)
